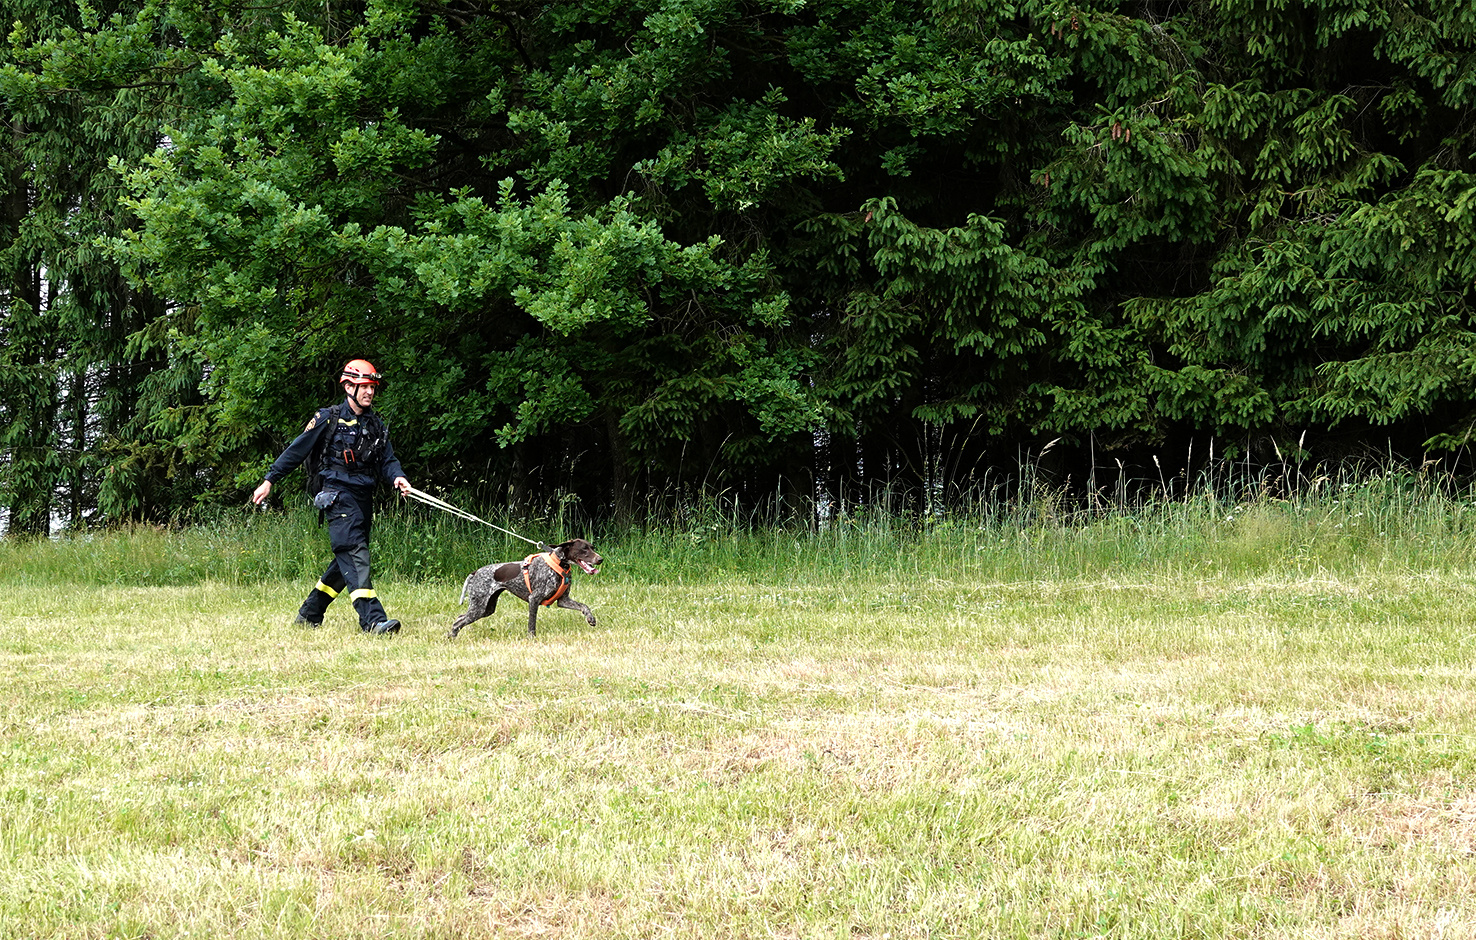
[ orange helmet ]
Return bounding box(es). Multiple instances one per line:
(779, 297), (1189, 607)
(339, 359), (383, 387)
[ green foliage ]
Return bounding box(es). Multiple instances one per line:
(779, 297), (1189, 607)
(0, 0), (187, 530)
(98, 0), (839, 505)
(3, 0), (1476, 528)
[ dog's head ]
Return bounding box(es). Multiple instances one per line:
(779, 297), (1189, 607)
(554, 538), (602, 575)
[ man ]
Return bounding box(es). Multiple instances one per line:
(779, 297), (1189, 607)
(252, 359), (412, 635)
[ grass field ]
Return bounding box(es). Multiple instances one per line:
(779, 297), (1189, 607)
(4, 488), (1476, 938)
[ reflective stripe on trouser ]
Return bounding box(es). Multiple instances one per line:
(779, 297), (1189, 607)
(297, 577), (343, 623)
(296, 487), (389, 628)
(349, 588), (387, 629)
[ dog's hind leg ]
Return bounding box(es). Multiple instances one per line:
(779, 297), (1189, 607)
(447, 588), (500, 639)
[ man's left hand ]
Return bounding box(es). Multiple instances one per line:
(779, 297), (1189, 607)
(393, 477), (411, 496)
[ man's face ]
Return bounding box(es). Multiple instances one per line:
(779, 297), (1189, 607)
(346, 381), (378, 408)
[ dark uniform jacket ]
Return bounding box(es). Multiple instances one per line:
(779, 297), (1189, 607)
(264, 400), (406, 494)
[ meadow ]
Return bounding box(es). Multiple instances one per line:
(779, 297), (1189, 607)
(3, 476), (1476, 938)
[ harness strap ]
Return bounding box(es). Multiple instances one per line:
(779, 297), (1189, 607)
(522, 551), (570, 606)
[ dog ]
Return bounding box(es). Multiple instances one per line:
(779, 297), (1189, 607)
(448, 538), (602, 638)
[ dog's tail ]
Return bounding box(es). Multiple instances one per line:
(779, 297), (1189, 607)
(459, 572), (473, 606)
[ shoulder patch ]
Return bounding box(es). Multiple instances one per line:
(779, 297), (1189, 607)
(303, 414), (319, 433)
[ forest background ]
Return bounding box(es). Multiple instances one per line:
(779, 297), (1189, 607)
(1, 0), (1474, 536)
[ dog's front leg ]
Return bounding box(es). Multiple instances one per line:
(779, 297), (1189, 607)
(555, 595), (596, 627)
(526, 597), (539, 636)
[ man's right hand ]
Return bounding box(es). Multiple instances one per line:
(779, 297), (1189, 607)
(252, 480), (272, 505)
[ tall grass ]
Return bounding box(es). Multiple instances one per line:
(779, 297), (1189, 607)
(4, 468), (1475, 587)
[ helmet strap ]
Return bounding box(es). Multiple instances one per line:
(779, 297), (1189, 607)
(344, 382), (373, 413)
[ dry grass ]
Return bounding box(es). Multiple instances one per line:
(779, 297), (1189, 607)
(3, 566), (1476, 938)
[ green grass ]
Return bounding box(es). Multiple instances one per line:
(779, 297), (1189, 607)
(4, 479), (1476, 937)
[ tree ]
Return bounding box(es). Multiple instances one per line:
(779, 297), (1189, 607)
(0, 0), (190, 531)
(6, 0), (1475, 527)
(111, 0), (836, 516)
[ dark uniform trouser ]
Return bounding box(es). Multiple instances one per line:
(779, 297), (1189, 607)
(296, 487), (391, 629)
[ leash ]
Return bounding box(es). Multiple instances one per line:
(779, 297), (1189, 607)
(401, 486), (544, 549)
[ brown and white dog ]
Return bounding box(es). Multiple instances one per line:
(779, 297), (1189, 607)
(447, 538), (602, 638)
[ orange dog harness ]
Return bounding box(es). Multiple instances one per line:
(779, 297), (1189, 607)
(522, 551), (570, 606)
